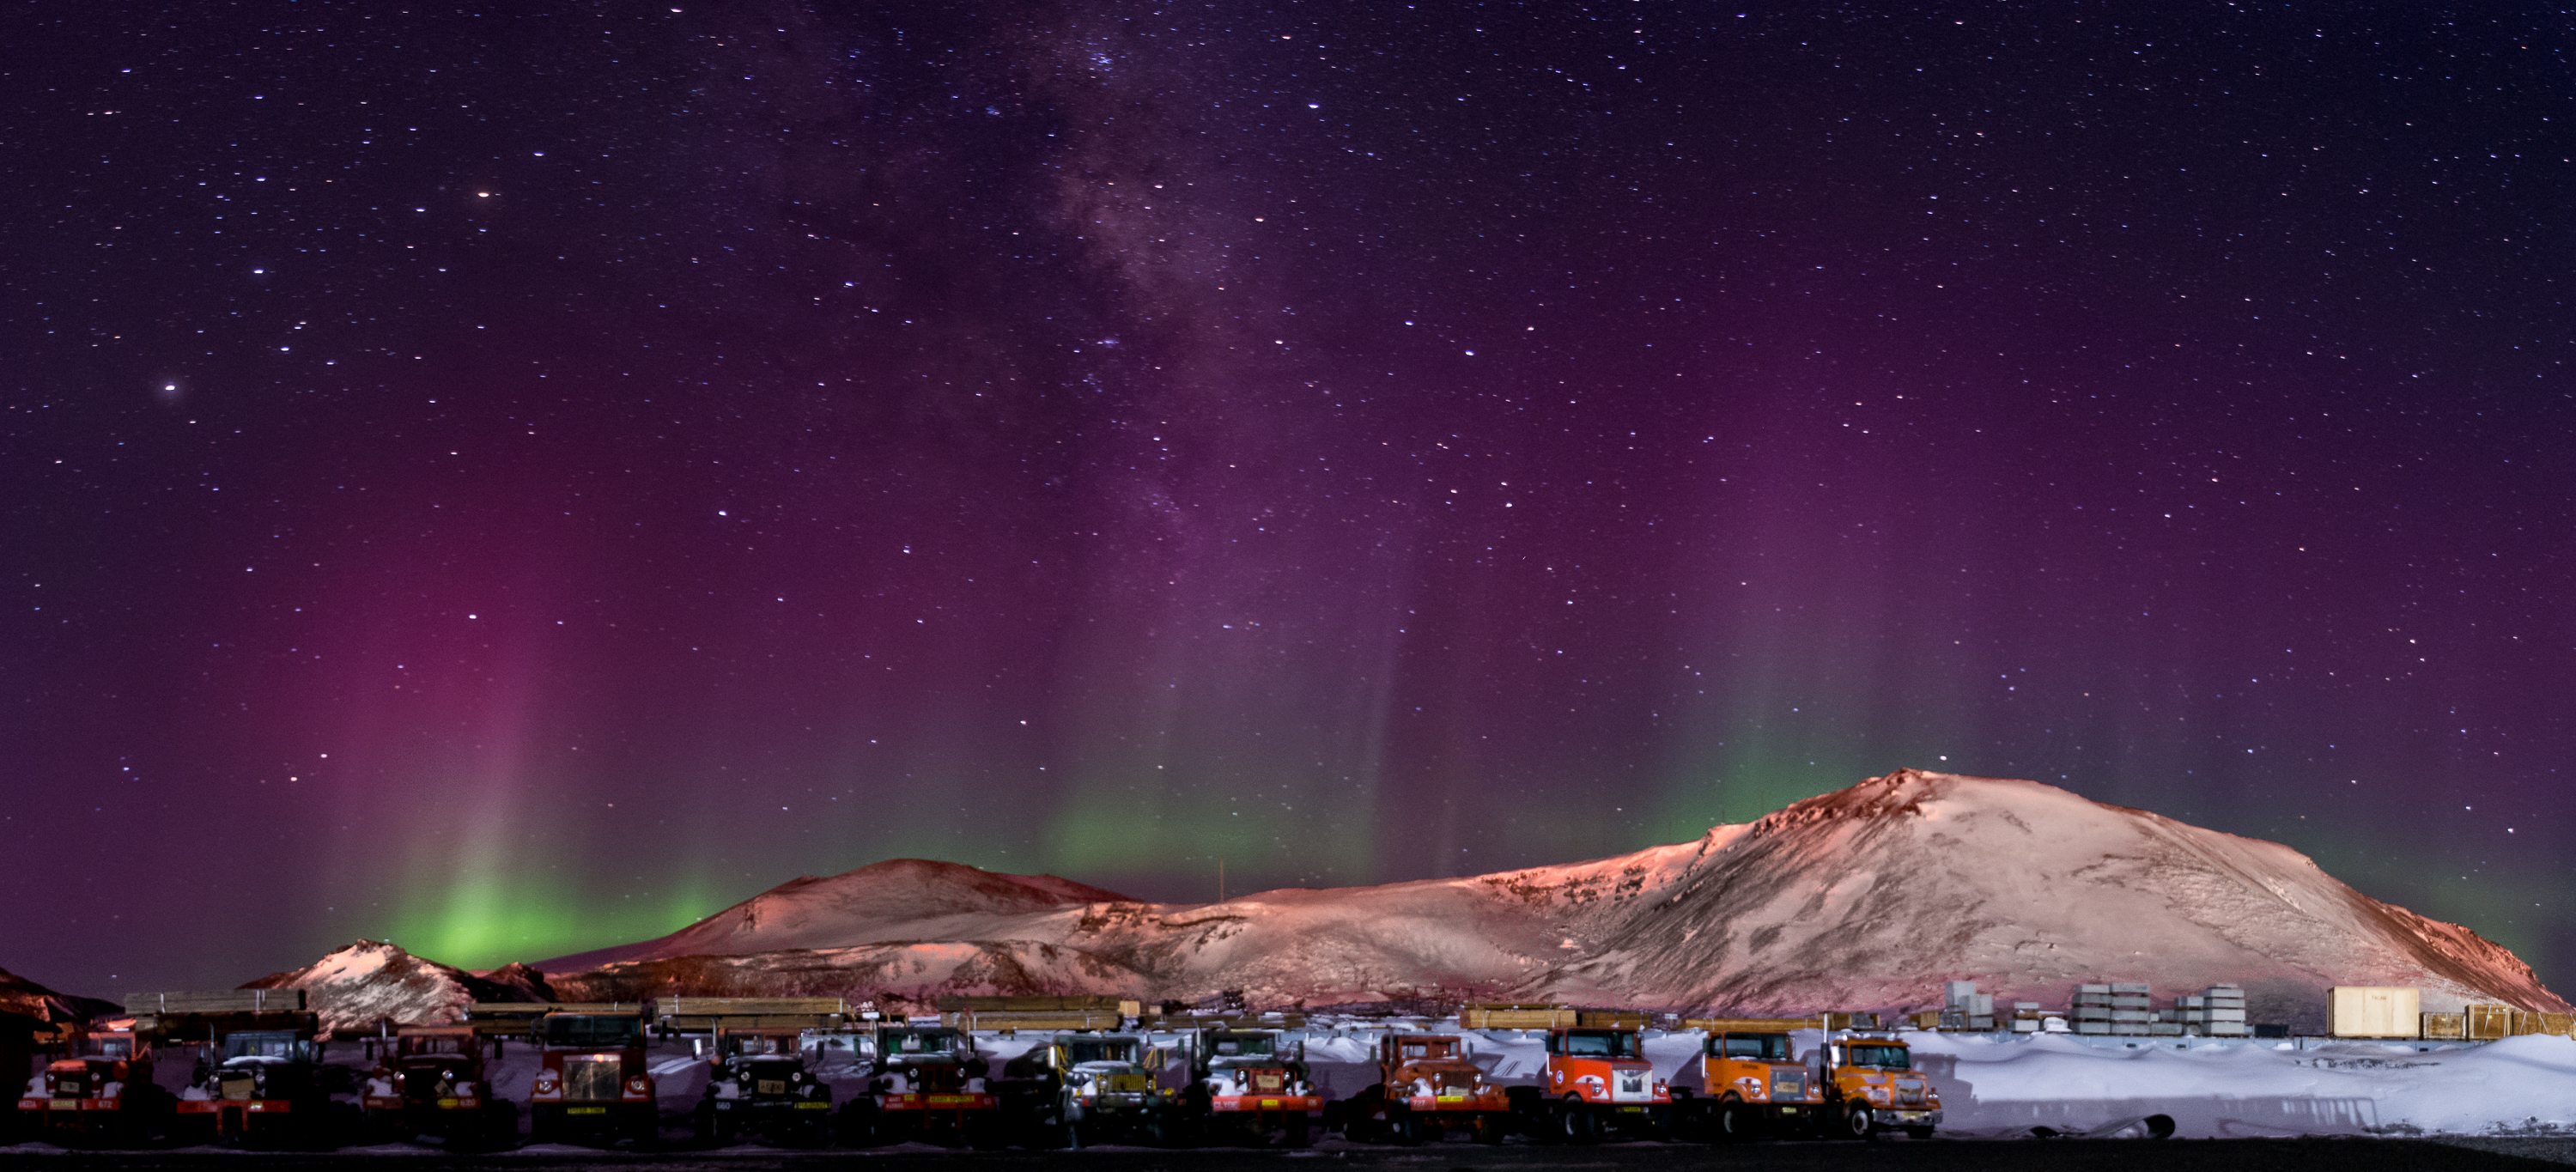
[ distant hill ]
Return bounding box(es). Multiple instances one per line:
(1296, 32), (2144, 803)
(0, 965), (117, 1023)
(245, 939), (550, 1037)
(265, 771), (2564, 1033)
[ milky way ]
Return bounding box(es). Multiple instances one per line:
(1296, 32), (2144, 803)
(3, 2), (2571, 998)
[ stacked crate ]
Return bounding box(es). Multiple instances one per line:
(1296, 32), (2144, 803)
(2072, 982), (2154, 1035)
(2421, 1011), (2466, 1040)
(2174, 985), (2248, 1036)
(2466, 1004), (2514, 1041)
(1942, 981), (1996, 1031)
(2009, 1003), (2044, 1034)
(2508, 1011), (2574, 1038)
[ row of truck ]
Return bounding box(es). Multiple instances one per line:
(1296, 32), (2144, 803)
(13, 997), (1942, 1150)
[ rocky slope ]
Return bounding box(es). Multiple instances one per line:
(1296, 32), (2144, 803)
(0, 965), (117, 1023)
(276, 770), (2562, 1033)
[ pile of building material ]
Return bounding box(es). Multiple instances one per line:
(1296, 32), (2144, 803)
(1942, 981), (1996, 1031)
(2070, 983), (2155, 1035)
(2173, 985), (2248, 1036)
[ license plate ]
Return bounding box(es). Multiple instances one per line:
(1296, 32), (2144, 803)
(1436, 1096), (1467, 1104)
(435, 1099), (460, 1108)
(568, 1106), (608, 1115)
(1619, 1105), (1643, 1113)
(795, 1102), (830, 1109)
(50, 1100), (76, 1110)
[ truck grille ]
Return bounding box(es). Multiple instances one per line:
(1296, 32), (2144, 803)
(53, 1078), (87, 1098)
(219, 1074), (257, 1101)
(1770, 1072), (1803, 1098)
(756, 1080), (787, 1096)
(1613, 1071), (1651, 1102)
(565, 1060), (622, 1101)
(1895, 1080), (1926, 1105)
(1248, 1071), (1285, 1094)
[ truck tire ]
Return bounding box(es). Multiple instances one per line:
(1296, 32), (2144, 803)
(1559, 1097), (1597, 1144)
(1841, 1102), (1876, 1141)
(1716, 1096), (1753, 1142)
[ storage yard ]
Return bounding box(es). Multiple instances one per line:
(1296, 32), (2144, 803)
(14, 986), (2576, 1152)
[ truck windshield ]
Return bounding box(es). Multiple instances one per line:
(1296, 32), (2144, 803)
(400, 1035), (469, 1056)
(885, 1030), (958, 1054)
(1209, 1034), (1275, 1058)
(1844, 1043), (1911, 1070)
(540, 1016), (644, 1048)
(222, 1031), (312, 1061)
(1560, 1031), (1641, 1059)
(1716, 1034), (1791, 1061)
(77, 1036), (134, 1060)
(1065, 1038), (1139, 1065)
(1398, 1038), (1458, 1060)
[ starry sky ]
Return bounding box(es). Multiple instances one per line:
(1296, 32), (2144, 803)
(3, 1), (2571, 999)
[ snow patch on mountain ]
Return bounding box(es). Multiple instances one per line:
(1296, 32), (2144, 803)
(245, 940), (550, 1037)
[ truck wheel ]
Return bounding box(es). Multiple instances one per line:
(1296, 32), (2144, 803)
(1385, 1104), (1418, 1146)
(1716, 1097), (1752, 1142)
(1559, 1097), (1597, 1144)
(1841, 1102), (1875, 1141)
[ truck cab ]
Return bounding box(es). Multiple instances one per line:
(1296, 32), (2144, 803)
(1030, 1033), (1173, 1146)
(1536, 1026), (1670, 1142)
(1693, 1030), (1822, 1139)
(361, 1025), (513, 1146)
(176, 1025), (332, 1145)
(526, 1011), (655, 1145)
(1819, 1035), (1940, 1140)
(1350, 1033), (1508, 1145)
(845, 1025), (998, 1147)
(17, 1027), (171, 1143)
(696, 1027), (831, 1145)
(1188, 1029), (1319, 1146)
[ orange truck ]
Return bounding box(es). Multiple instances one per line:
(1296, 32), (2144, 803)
(526, 1009), (657, 1145)
(1341, 1033), (1509, 1145)
(1529, 1024), (1672, 1142)
(1686, 1029), (1824, 1139)
(1184, 1029), (1321, 1146)
(1819, 1034), (1941, 1140)
(15, 1025), (173, 1144)
(360, 1024), (515, 1146)
(844, 1024), (1002, 1147)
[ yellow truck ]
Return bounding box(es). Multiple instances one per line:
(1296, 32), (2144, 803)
(1818, 1034), (1940, 1140)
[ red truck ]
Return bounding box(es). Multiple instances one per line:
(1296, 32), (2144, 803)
(1183, 1029), (1321, 1146)
(1340, 1033), (1509, 1145)
(842, 1024), (1001, 1147)
(526, 1009), (656, 1145)
(1529, 1024), (1671, 1142)
(360, 1024), (514, 1147)
(15, 1026), (173, 1145)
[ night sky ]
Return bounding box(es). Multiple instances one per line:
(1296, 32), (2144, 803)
(5, 2), (2572, 1000)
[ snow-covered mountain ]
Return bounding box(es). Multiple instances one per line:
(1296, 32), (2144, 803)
(513, 770), (2561, 1031)
(243, 939), (550, 1037)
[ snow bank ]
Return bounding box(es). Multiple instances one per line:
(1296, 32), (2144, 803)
(1910, 1030), (2576, 1138)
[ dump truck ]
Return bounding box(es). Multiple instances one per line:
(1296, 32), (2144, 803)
(1338, 1033), (1509, 1145)
(1181, 1028), (1321, 1146)
(695, 1026), (833, 1146)
(1818, 1033), (1940, 1139)
(15, 1025), (174, 1145)
(359, 1024), (514, 1147)
(1012, 1032), (1177, 1147)
(525, 1006), (656, 1146)
(1686, 1029), (1823, 1140)
(841, 1024), (1000, 1147)
(1526, 1023), (1672, 1142)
